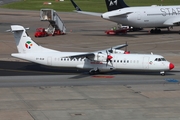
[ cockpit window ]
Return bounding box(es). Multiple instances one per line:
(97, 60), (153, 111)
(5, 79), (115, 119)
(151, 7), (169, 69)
(154, 58), (166, 61)
(161, 58), (166, 61)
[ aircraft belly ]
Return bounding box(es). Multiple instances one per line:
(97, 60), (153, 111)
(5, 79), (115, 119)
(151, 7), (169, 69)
(108, 17), (130, 25)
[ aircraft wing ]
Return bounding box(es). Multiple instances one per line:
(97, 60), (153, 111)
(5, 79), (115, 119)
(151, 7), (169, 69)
(95, 43), (128, 53)
(108, 12), (133, 17)
(63, 53), (95, 61)
(63, 44), (127, 60)
(163, 17), (180, 25)
(74, 10), (102, 17)
(70, 0), (102, 17)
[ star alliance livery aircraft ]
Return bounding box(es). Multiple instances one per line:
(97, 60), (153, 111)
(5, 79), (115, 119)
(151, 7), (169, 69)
(71, 0), (180, 33)
(10, 25), (174, 75)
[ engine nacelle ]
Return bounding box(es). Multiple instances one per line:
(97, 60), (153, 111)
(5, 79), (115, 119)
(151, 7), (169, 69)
(111, 49), (125, 54)
(94, 52), (107, 62)
(89, 65), (115, 74)
(109, 49), (130, 54)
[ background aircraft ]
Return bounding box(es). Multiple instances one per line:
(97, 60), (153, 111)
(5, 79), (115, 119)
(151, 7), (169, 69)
(10, 25), (174, 75)
(71, 0), (180, 33)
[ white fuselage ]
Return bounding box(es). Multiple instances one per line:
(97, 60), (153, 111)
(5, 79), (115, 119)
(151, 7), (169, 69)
(102, 5), (180, 28)
(12, 51), (172, 72)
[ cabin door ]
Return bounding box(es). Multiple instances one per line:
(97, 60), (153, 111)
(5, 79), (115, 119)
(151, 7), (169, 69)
(47, 57), (52, 65)
(143, 57), (149, 69)
(137, 12), (141, 20)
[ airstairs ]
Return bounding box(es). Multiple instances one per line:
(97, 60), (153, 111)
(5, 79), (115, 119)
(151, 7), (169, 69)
(40, 9), (66, 35)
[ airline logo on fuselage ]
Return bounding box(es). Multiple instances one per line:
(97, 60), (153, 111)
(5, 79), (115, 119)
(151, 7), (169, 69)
(160, 7), (180, 16)
(108, 0), (117, 6)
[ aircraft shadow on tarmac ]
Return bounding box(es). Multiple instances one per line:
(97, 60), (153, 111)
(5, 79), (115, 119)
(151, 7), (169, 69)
(0, 61), (87, 76)
(82, 29), (179, 37)
(0, 61), (177, 77)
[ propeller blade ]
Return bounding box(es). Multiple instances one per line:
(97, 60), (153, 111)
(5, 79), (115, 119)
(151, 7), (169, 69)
(110, 60), (113, 66)
(124, 41), (130, 54)
(109, 47), (113, 53)
(106, 49), (113, 66)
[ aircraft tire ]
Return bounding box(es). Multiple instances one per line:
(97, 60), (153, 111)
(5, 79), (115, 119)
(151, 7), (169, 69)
(150, 29), (154, 33)
(160, 71), (165, 76)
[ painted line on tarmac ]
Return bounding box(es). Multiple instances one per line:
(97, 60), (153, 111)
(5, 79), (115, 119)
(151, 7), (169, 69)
(92, 75), (114, 78)
(165, 78), (179, 83)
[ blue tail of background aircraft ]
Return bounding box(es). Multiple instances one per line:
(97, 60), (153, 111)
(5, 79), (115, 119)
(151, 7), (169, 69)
(105, 0), (129, 11)
(70, 0), (129, 12)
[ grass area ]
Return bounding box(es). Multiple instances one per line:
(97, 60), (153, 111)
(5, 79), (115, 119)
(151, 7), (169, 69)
(1, 0), (180, 12)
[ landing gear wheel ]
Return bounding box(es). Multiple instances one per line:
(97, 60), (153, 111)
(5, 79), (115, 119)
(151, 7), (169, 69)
(150, 29), (154, 33)
(89, 69), (99, 75)
(160, 71), (165, 76)
(156, 29), (161, 33)
(150, 29), (161, 34)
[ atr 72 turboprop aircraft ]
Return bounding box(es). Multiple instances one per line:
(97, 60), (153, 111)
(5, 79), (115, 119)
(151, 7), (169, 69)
(10, 25), (174, 75)
(71, 0), (180, 33)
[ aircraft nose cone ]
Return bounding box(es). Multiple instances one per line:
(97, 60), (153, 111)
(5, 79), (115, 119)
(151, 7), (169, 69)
(169, 63), (175, 70)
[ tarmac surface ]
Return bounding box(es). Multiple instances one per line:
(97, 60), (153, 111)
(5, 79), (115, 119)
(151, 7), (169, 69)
(0, 8), (180, 120)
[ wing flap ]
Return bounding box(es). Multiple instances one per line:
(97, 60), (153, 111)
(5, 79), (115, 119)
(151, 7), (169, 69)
(95, 44), (128, 53)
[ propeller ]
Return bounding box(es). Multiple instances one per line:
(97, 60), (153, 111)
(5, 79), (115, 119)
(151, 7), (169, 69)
(106, 50), (113, 66)
(108, 47), (113, 53)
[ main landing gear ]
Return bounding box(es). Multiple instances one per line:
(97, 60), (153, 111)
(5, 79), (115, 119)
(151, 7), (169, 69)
(89, 68), (100, 75)
(150, 28), (161, 34)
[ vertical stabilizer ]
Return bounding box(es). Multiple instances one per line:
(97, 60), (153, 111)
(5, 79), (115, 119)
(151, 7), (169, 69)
(105, 0), (129, 11)
(70, 0), (81, 11)
(11, 25), (41, 53)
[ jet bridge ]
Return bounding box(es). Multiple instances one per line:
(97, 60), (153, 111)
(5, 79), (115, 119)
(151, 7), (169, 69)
(40, 9), (66, 35)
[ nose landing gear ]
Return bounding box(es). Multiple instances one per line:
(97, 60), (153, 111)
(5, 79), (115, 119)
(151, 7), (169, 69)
(160, 71), (165, 76)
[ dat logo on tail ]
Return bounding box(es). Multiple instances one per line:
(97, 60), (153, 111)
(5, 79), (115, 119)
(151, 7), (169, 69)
(109, 0), (118, 6)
